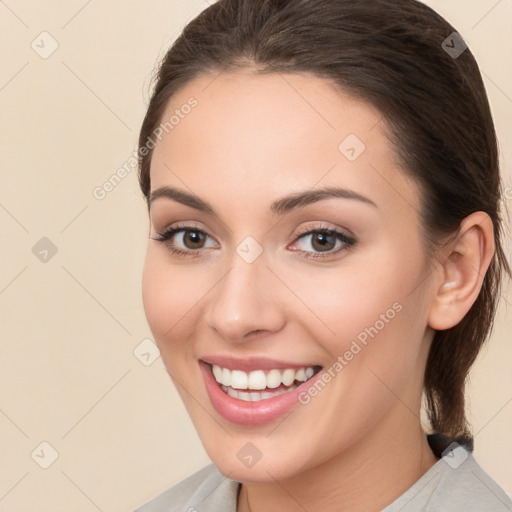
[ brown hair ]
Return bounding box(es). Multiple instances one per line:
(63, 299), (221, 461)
(137, 0), (510, 443)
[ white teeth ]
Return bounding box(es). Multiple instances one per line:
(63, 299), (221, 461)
(221, 383), (299, 401)
(212, 365), (223, 382)
(266, 369), (282, 388)
(295, 368), (306, 382)
(238, 391), (251, 401)
(281, 368), (296, 386)
(248, 370), (267, 390)
(231, 370), (248, 389)
(211, 364), (318, 391)
(226, 387), (238, 399)
(221, 368), (231, 387)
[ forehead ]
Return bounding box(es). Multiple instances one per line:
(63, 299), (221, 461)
(149, 69), (419, 219)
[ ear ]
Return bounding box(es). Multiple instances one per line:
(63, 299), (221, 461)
(428, 211), (495, 330)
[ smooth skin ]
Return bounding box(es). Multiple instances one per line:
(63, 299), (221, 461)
(141, 69), (495, 512)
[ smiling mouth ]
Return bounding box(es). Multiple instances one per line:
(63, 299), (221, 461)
(208, 363), (323, 402)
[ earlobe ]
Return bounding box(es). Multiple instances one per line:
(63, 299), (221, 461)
(428, 211), (495, 331)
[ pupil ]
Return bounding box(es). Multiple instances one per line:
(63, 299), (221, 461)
(313, 232), (334, 251)
(187, 230), (203, 248)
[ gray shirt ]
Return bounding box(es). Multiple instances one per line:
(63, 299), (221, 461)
(134, 442), (512, 511)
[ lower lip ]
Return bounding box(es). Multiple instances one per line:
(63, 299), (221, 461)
(199, 360), (322, 426)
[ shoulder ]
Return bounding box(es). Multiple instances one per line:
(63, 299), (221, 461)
(435, 446), (512, 510)
(384, 443), (512, 511)
(438, 447), (512, 510)
(133, 463), (240, 512)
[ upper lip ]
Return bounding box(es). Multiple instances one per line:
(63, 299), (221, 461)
(200, 355), (322, 372)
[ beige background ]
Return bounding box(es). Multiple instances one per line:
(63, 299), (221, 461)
(0, 0), (510, 510)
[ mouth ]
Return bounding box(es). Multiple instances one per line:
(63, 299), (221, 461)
(210, 363), (323, 402)
(198, 358), (323, 426)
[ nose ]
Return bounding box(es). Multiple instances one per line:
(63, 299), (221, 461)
(204, 253), (287, 343)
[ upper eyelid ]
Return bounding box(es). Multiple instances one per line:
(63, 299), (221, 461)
(155, 224), (355, 250)
(155, 223), (351, 240)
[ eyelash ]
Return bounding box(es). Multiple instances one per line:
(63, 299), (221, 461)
(151, 222), (356, 260)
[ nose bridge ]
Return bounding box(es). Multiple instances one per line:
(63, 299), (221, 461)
(205, 245), (284, 341)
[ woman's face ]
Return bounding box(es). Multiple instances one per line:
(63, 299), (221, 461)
(142, 70), (437, 481)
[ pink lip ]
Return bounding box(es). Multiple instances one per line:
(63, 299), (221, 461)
(199, 360), (323, 426)
(200, 354), (318, 372)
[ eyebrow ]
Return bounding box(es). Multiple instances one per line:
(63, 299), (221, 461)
(148, 185), (378, 216)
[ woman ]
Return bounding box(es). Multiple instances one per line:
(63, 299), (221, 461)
(134, 0), (511, 510)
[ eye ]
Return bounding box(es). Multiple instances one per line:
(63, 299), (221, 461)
(289, 224), (356, 259)
(151, 223), (217, 257)
(151, 222), (356, 260)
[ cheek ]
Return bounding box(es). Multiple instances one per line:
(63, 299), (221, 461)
(289, 252), (412, 343)
(287, 238), (428, 384)
(285, 262), (426, 452)
(141, 249), (204, 356)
